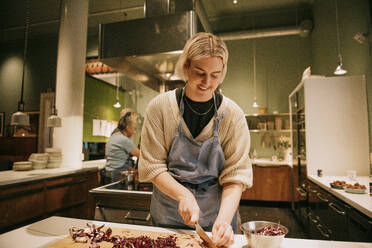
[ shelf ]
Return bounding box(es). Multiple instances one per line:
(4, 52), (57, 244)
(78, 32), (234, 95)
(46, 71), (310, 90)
(250, 129), (305, 133)
(250, 129), (291, 133)
(245, 113), (290, 117)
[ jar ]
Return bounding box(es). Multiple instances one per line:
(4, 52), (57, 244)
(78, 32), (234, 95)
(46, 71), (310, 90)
(120, 170), (135, 186)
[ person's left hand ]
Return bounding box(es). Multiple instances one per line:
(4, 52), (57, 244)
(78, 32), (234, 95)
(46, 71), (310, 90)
(211, 220), (234, 247)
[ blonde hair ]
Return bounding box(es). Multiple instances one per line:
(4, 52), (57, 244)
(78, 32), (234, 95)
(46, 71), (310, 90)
(174, 32), (229, 82)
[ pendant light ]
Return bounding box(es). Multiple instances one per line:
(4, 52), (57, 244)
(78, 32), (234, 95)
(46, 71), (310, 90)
(46, 0), (63, 128)
(113, 74), (121, 108)
(334, 0), (347, 75)
(11, 0), (31, 126)
(252, 35), (259, 108)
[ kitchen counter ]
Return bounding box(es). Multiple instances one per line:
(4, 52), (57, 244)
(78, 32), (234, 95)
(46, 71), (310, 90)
(0, 216), (371, 248)
(308, 175), (372, 219)
(0, 159), (105, 187)
(252, 158), (291, 166)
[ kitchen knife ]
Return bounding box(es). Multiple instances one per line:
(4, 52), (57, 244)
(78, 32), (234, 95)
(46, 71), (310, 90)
(195, 223), (216, 248)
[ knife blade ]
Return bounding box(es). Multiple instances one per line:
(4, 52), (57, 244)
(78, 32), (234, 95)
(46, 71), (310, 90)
(195, 223), (216, 248)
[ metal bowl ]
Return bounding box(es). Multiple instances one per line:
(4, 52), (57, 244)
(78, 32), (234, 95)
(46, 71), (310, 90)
(240, 221), (288, 248)
(119, 170), (135, 185)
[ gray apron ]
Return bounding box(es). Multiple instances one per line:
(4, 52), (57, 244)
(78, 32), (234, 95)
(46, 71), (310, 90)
(150, 89), (237, 232)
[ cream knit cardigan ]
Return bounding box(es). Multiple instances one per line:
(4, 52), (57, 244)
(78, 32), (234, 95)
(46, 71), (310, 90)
(138, 89), (253, 191)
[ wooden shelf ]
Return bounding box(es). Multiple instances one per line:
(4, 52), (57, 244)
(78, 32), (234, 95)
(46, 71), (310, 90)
(250, 129), (291, 133)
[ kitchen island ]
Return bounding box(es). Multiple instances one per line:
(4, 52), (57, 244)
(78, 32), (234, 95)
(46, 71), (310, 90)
(0, 216), (371, 248)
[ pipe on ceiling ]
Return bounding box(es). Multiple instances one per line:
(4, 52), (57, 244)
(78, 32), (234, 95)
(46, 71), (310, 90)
(217, 20), (312, 40)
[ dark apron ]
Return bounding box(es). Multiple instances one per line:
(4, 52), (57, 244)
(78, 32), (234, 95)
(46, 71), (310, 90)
(150, 89), (237, 232)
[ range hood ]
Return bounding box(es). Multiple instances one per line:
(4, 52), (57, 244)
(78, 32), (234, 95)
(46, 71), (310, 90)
(99, 0), (199, 92)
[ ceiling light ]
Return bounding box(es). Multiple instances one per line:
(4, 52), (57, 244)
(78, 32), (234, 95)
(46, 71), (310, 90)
(233, 0), (238, 4)
(334, 62), (347, 75)
(46, 0), (63, 128)
(252, 36), (259, 108)
(11, 110), (30, 126)
(47, 109), (62, 127)
(113, 101), (121, 108)
(252, 98), (259, 108)
(11, 0), (30, 126)
(334, 0), (347, 75)
(113, 73), (121, 108)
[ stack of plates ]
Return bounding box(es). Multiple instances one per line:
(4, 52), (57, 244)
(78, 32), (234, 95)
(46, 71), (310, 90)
(13, 161), (33, 171)
(29, 153), (49, 169)
(46, 147), (62, 168)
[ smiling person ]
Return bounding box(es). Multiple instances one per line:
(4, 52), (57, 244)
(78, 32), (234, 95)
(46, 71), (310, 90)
(139, 32), (252, 247)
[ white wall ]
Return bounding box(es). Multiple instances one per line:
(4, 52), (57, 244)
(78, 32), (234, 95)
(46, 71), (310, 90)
(305, 75), (369, 176)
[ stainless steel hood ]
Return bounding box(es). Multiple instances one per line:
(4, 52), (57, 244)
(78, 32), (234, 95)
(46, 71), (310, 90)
(99, 3), (199, 92)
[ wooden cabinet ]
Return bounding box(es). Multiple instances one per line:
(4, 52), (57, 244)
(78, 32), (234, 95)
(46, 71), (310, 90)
(348, 207), (372, 242)
(0, 137), (38, 163)
(0, 169), (99, 233)
(241, 165), (292, 202)
(0, 181), (44, 230)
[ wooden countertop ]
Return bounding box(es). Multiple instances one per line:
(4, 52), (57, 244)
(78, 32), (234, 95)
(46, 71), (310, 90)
(0, 216), (371, 248)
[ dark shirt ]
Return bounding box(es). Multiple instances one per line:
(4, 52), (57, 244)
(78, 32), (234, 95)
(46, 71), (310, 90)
(176, 87), (223, 138)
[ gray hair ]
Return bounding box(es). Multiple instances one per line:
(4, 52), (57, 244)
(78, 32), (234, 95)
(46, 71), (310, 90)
(111, 111), (136, 135)
(174, 32), (229, 82)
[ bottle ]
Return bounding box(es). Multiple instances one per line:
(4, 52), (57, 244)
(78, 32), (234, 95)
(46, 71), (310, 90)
(252, 149), (257, 159)
(369, 175), (372, 197)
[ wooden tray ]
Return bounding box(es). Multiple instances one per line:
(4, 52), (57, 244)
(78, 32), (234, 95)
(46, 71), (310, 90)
(47, 227), (206, 248)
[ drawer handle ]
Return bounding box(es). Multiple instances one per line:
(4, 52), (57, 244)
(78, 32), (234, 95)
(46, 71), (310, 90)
(328, 202), (346, 216)
(316, 224), (331, 239)
(316, 192), (329, 203)
(124, 211), (151, 222)
(307, 186), (317, 193)
(308, 212), (318, 224)
(296, 187), (307, 197)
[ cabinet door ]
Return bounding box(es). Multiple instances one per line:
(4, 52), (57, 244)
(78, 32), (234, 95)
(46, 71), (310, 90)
(348, 208), (372, 242)
(326, 194), (349, 241)
(0, 182), (44, 232)
(307, 211), (331, 240)
(241, 165), (291, 201)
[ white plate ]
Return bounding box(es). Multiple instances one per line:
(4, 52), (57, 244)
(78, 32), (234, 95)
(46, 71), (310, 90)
(344, 187), (366, 194)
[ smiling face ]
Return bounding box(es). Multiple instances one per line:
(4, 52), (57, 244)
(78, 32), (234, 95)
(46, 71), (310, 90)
(184, 56), (224, 102)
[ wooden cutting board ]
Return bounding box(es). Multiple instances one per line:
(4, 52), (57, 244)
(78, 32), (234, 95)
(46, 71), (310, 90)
(47, 227), (206, 248)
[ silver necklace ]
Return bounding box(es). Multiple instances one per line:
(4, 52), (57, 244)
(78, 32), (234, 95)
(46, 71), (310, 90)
(184, 95), (214, 116)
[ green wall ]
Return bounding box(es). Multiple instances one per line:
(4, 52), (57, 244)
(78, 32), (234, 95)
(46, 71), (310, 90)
(311, 0), (372, 155)
(222, 36), (312, 114)
(83, 75), (125, 142)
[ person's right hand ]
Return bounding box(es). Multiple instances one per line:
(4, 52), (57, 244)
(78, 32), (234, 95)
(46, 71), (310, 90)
(178, 192), (200, 225)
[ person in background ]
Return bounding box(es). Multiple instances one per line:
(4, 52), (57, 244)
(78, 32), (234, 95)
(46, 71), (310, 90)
(104, 110), (140, 184)
(139, 32), (252, 247)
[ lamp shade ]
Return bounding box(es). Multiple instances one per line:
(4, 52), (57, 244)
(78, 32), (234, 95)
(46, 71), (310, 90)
(113, 101), (121, 108)
(47, 114), (62, 127)
(252, 98), (259, 108)
(11, 111), (30, 126)
(334, 64), (347, 75)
